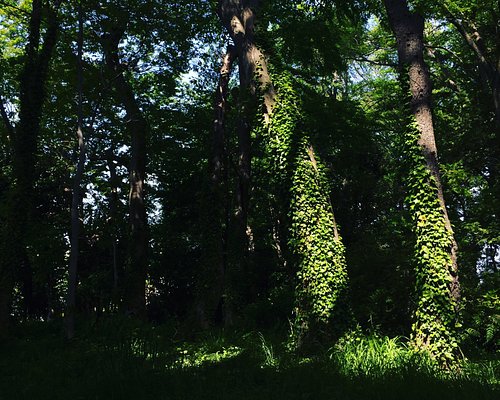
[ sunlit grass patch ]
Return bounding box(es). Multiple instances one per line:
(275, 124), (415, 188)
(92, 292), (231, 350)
(170, 343), (243, 368)
(328, 332), (431, 378)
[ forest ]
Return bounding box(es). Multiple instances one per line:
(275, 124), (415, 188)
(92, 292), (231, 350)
(0, 0), (498, 398)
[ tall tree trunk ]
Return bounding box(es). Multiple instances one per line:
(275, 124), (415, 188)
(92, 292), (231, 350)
(218, 0), (276, 239)
(65, 1), (85, 339)
(384, 0), (460, 365)
(218, 1), (275, 116)
(216, 0), (276, 325)
(103, 27), (148, 318)
(196, 46), (236, 328)
(0, 0), (61, 327)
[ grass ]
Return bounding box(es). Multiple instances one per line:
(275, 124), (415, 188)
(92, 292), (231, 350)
(0, 319), (498, 400)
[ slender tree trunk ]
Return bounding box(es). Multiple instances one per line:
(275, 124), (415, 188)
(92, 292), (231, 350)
(10, 0), (43, 319)
(196, 46), (236, 328)
(65, 1), (85, 339)
(106, 149), (120, 299)
(384, 0), (460, 363)
(103, 27), (148, 318)
(446, 13), (500, 128)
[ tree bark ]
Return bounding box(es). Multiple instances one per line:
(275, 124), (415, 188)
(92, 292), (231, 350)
(103, 27), (148, 318)
(218, 1), (275, 115)
(217, 0), (276, 242)
(65, 1), (85, 339)
(215, 1), (277, 325)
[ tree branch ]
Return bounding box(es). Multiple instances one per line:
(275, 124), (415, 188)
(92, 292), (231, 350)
(424, 44), (463, 64)
(446, 13), (494, 79)
(350, 56), (398, 68)
(0, 0), (31, 17)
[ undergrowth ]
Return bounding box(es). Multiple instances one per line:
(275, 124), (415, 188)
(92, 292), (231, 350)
(0, 319), (498, 400)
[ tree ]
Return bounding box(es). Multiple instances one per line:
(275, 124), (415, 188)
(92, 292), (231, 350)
(441, 0), (500, 128)
(102, 23), (149, 317)
(0, 0), (62, 334)
(0, 0), (496, 363)
(213, 0), (350, 341)
(65, 0), (85, 339)
(384, 0), (460, 365)
(196, 45), (236, 327)
(218, 2), (276, 321)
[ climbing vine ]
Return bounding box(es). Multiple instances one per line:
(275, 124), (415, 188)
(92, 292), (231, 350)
(404, 120), (459, 366)
(289, 148), (348, 327)
(265, 73), (300, 179)
(260, 71), (349, 343)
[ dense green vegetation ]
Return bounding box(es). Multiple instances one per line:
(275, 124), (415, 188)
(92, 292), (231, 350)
(0, 0), (498, 396)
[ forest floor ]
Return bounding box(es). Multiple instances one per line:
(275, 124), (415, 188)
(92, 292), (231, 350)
(0, 318), (498, 400)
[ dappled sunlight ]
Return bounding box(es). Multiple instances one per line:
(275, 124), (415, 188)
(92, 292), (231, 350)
(0, 0), (498, 397)
(168, 344), (243, 369)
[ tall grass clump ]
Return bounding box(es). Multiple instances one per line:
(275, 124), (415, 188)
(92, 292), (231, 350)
(328, 332), (436, 379)
(257, 332), (280, 368)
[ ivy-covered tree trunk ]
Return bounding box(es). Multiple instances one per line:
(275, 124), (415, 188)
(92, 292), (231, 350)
(217, 1), (349, 339)
(266, 73), (349, 346)
(103, 27), (148, 318)
(384, 0), (460, 365)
